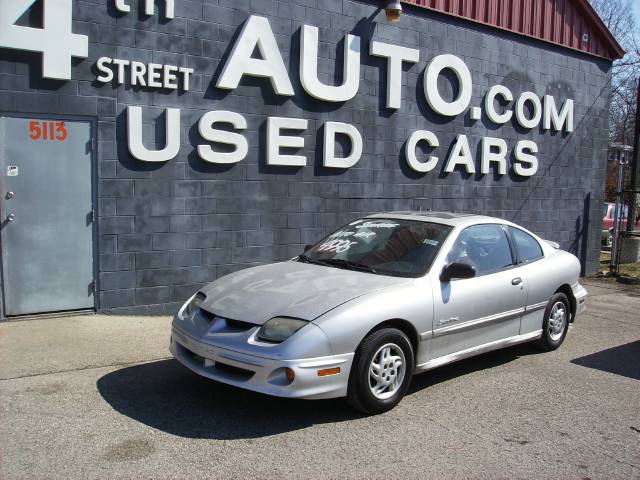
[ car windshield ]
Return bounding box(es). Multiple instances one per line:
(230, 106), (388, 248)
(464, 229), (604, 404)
(300, 218), (452, 277)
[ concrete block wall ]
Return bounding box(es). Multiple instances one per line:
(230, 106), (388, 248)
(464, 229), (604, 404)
(0, 0), (612, 315)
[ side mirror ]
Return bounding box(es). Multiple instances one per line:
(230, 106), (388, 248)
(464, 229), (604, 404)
(304, 244), (314, 252)
(440, 262), (476, 282)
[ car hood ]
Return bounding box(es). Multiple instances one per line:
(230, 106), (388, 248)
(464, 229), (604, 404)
(199, 260), (410, 324)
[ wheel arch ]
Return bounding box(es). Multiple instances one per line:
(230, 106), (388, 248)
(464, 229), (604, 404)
(360, 318), (420, 360)
(555, 284), (576, 322)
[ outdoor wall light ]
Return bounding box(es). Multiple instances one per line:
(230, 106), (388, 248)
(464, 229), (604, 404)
(385, 0), (402, 22)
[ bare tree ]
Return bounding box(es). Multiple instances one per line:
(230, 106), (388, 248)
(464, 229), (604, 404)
(589, 0), (639, 145)
(589, 0), (637, 49)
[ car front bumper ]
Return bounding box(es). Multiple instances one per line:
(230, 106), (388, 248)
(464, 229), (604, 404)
(170, 325), (354, 400)
(573, 282), (588, 320)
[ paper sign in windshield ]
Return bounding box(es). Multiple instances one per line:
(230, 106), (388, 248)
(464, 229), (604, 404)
(355, 221), (398, 229)
(317, 239), (357, 253)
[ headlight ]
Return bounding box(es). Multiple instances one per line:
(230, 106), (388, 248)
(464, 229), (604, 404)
(185, 292), (206, 316)
(256, 317), (309, 344)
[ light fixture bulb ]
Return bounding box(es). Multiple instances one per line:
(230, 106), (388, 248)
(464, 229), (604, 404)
(385, 0), (402, 22)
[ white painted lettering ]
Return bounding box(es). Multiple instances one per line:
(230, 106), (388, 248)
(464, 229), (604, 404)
(127, 106), (181, 162)
(300, 25), (360, 102)
(424, 54), (472, 117)
(96, 57), (114, 83)
(178, 67), (194, 91)
(163, 64), (178, 89)
(485, 85), (513, 124)
(444, 134), (475, 174)
(515, 92), (542, 129)
(112, 58), (129, 85)
(370, 41), (419, 109)
(116, 0), (174, 19)
(216, 15), (294, 96)
(481, 137), (508, 175)
(323, 122), (363, 168)
(130, 61), (147, 87)
(147, 63), (163, 88)
(543, 96), (574, 133)
(267, 117), (308, 166)
(514, 140), (539, 176)
(405, 130), (439, 173)
(197, 111), (248, 164)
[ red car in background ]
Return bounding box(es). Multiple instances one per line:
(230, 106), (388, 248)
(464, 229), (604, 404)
(602, 202), (640, 247)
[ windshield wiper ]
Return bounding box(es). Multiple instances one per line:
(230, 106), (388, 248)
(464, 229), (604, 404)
(297, 253), (325, 265)
(320, 258), (378, 274)
(299, 255), (379, 274)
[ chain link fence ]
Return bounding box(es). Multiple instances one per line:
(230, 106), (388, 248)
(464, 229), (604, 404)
(610, 190), (640, 281)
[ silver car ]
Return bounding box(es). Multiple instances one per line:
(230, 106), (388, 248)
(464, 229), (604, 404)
(170, 212), (587, 414)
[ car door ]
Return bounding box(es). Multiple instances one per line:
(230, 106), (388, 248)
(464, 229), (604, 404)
(507, 226), (551, 335)
(429, 223), (527, 360)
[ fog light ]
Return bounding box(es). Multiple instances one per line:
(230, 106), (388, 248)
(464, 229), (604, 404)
(285, 367), (295, 382)
(318, 367), (341, 377)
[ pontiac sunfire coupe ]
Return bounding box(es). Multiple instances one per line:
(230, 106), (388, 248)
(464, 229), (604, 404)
(170, 212), (587, 414)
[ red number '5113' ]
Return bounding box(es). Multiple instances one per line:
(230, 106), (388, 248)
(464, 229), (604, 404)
(29, 120), (67, 142)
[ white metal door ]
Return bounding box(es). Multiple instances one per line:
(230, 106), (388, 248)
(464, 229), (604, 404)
(0, 116), (95, 316)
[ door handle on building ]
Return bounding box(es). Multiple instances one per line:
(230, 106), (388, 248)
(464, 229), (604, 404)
(6, 213), (15, 222)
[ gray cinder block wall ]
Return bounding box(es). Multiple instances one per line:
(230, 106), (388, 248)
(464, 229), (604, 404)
(0, 0), (611, 314)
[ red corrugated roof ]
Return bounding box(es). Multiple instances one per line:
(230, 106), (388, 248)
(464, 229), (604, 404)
(401, 0), (625, 60)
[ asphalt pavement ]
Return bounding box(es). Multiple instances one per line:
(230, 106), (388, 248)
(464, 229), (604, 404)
(1, 278), (639, 479)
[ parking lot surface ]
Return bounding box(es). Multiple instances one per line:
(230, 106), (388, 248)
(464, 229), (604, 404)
(1, 278), (639, 479)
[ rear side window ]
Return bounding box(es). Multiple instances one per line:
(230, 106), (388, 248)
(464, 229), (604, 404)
(510, 227), (543, 263)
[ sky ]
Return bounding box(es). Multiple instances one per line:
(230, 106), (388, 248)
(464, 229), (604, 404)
(635, 1), (640, 26)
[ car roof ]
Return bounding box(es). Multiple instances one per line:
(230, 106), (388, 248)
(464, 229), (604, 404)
(365, 211), (505, 227)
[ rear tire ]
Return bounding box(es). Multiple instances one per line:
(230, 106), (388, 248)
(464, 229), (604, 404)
(346, 328), (414, 415)
(533, 293), (570, 351)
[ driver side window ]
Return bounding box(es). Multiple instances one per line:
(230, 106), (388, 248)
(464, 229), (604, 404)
(447, 224), (514, 276)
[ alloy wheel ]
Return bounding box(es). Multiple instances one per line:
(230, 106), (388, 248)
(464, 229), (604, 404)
(368, 343), (406, 400)
(548, 301), (567, 341)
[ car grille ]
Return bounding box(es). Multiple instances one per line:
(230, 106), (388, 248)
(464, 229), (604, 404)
(225, 318), (255, 331)
(199, 308), (216, 323)
(180, 344), (255, 381)
(198, 308), (255, 332)
(213, 361), (255, 378)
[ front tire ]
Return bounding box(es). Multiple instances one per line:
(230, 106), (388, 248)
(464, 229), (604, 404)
(346, 328), (414, 415)
(533, 293), (570, 351)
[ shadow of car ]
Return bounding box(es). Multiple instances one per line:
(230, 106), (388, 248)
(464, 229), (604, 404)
(571, 341), (640, 381)
(96, 344), (543, 439)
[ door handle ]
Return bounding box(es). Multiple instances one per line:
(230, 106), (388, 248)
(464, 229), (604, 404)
(6, 213), (15, 222)
(511, 277), (522, 285)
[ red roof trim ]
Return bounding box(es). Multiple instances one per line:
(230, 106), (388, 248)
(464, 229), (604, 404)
(573, 0), (625, 58)
(400, 0), (625, 60)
